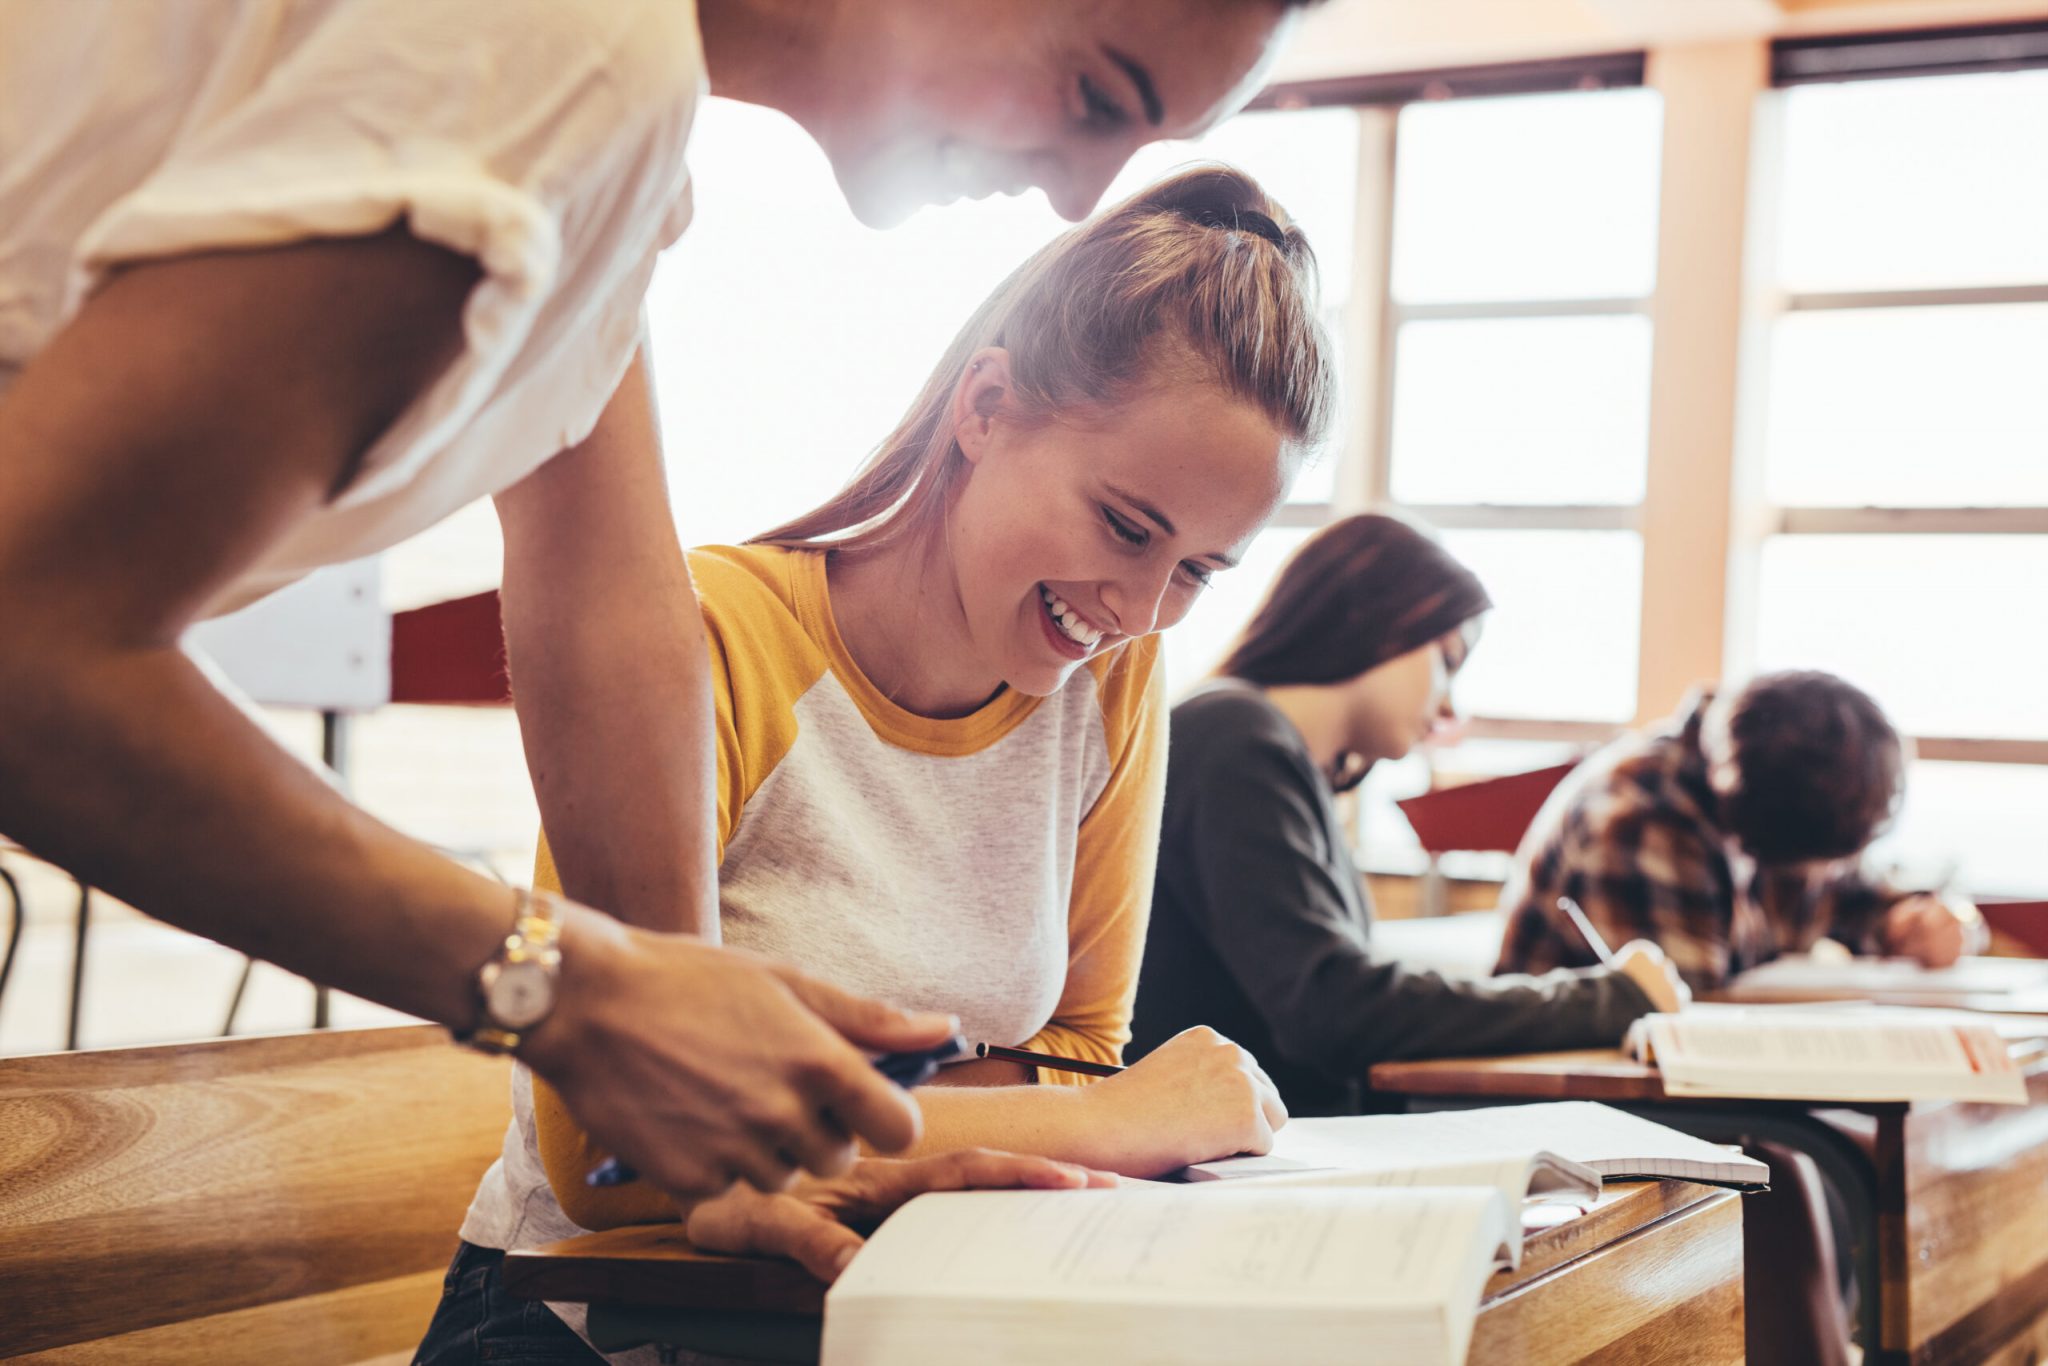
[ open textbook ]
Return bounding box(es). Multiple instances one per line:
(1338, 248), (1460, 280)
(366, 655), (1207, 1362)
(1630, 1006), (2031, 1104)
(1186, 1100), (1768, 1190)
(821, 1103), (1759, 1366)
(820, 1184), (1515, 1366)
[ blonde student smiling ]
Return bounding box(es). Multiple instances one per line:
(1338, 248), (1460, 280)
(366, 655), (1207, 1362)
(436, 164), (1334, 1362)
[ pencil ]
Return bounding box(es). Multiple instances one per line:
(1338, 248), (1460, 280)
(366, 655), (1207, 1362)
(975, 1042), (1124, 1077)
(1557, 895), (1617, 967)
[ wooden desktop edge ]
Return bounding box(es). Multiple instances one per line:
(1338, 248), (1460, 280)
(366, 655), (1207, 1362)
(1369, 1047), (1673, 1102)
(500, 1180), (1727, 1316)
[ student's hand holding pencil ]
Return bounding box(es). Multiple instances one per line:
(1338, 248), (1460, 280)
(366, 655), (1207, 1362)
(1075, 1026), (1288, 1177)
(1881, 893), (1981, 968)
(1612, 940), (1690, 1014)
(684, 1150), (1118, 1283)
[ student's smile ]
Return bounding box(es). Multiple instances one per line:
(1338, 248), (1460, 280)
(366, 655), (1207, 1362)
(1035, 582), (1113, 662)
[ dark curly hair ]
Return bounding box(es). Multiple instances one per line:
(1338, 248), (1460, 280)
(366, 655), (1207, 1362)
(1717, 671), (1904, 866)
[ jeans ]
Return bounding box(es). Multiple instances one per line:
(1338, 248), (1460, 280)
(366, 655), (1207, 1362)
(413, 1240), (607, 1366)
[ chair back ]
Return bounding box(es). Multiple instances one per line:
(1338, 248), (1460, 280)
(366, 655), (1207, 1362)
(1981, 900), (2048, 958)
(389, 590), (512, 706)
(1396, 761), (1579, 855)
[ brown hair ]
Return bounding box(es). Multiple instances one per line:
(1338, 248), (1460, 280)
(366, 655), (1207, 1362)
(754, 166), (1334, 552)
(1218, 511), (1491, 688)
(1718, 671), (1904, 865)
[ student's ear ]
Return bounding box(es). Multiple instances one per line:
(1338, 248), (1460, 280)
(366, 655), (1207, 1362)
(951, 347), (1013, 465)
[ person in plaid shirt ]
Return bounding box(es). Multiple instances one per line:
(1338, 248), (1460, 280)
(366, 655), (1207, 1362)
(1494, 671), (1982, 993)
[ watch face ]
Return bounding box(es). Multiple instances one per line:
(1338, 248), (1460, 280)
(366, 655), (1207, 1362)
(487, 960), (555, 1030)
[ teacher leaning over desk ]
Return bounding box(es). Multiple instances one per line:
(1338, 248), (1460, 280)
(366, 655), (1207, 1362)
(0, 0), (1313, 1255)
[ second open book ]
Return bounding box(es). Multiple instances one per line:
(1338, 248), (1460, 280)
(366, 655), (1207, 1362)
(820, 1102), (1765, 1366)
(1629, 1004), (2034, 1104)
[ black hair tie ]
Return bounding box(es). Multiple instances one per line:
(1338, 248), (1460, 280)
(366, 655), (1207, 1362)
(1190, 204), (1288, 250)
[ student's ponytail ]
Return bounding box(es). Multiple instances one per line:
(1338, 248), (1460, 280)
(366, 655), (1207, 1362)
(754, 165), (1334, 552)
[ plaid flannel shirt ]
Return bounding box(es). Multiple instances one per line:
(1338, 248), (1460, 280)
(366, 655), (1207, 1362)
(1493, 690), (1901, 992)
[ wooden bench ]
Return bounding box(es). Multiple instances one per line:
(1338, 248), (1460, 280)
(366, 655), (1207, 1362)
(0, 1024), (510, 1363)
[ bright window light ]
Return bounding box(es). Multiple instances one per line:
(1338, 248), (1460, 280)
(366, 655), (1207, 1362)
(1753, 534), (2048, 742)
(1868, 760), (2048, 898)
(1762, 303), (2048, 508)
(1440, 529), (1643, 724)
(1160, 526), (1315, 697)
(1392, 88), (1662, 304)
(1389, 315), (1652, 506)
(1777, 70), (2048, 293)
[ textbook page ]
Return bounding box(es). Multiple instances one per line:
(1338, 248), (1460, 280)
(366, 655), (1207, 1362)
(1185, 1101), (1767, 1189)
(1636, 1011), (2028, 1104)
(822, 1185), (1511, 1366)
(1185, 1145), (1598, 1210)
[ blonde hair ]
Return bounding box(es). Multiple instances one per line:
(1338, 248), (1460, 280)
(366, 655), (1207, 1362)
(755, 165), (1335, 552)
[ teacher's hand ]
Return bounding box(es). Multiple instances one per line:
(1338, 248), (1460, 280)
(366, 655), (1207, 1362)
(686, 1150), (1117, 1282)
(523, 908), (959, 1201)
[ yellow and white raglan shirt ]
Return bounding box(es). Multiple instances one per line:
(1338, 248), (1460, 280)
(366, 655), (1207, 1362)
(460, 544), (1167, 1344)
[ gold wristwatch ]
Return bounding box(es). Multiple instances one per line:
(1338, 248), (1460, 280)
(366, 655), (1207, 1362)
(457, 887), (565, 1055)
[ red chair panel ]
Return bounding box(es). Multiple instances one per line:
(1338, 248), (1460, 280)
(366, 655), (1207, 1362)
(1396, 761), (1578, 856)
(388, 590), (511, 706)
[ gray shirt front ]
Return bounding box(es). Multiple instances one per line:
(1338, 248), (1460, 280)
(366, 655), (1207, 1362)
(1129, 682), (1651, 1117)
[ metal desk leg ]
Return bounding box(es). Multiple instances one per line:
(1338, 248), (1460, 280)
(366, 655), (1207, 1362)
(0, 864), (23, 1021)
(66, 878), (91, 1051)
(1402, 1094), (1883, 1355)
(1618, 1103), (1882, 1357)
(222, 958), (256, 1036)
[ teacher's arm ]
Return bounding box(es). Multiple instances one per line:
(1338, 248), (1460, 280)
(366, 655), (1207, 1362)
(495, 346), (717, 936)
(0, 228), (511, 1026)
(0, 232), (947, 1198)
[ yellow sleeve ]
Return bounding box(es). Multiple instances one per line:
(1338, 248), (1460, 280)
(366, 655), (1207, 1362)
(528, 545), (818, 1229)
(1019, 636), (1167, 1085)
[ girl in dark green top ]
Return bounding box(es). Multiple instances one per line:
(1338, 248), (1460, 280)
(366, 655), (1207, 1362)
(1129, 512), (1685, 1116)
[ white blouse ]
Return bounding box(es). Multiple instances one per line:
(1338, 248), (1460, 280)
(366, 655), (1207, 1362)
(0, 0), (705, 613)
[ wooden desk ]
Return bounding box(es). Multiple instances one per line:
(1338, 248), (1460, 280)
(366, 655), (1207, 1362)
(1371, 1050), (2048, 1366)
(504, 1180), (1743, 1364)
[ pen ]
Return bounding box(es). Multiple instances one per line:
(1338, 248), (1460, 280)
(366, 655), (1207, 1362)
(975, 1042), (1124, 1078)
(586, 1034), (971, 1188)
(1557, 895), (1617, 968)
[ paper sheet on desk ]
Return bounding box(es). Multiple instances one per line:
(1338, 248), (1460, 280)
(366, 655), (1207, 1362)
(1729, 955), (2048, 996)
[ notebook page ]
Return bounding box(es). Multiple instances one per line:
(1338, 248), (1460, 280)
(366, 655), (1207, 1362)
(1187, 1149), (1597, 1212)
(1187, 1102), (1766, 1188)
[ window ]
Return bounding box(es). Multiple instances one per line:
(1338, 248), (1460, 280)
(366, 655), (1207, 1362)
(1380, 87), (1664, 728)
(1740, 64), (2048, 894)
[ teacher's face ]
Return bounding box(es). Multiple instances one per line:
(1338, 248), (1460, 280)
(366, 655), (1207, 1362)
(805, 0), (1295, 226)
